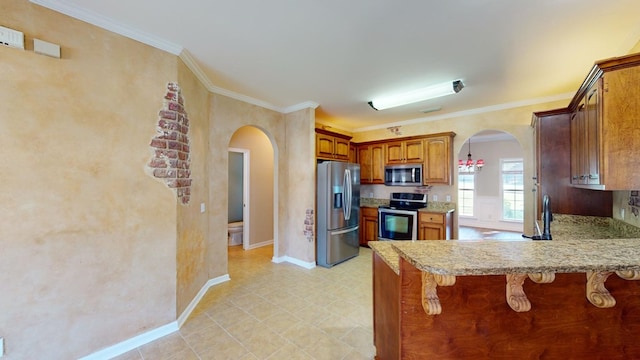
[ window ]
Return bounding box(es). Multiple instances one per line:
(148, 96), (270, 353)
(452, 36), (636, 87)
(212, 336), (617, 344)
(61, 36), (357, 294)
(458, 172), (475, 217)
(502, 159), (524, 221)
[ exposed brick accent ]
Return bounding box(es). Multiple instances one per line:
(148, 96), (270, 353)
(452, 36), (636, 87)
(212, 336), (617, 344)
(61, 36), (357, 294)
(148, 82), (192, 205)
(304, 208), (314, 242)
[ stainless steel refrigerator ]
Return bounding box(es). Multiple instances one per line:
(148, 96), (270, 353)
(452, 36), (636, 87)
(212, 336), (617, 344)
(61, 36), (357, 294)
(316, 161), (360, 268)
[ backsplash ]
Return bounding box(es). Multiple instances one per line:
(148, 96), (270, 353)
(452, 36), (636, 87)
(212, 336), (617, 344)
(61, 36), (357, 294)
(360, 197), (456, 212)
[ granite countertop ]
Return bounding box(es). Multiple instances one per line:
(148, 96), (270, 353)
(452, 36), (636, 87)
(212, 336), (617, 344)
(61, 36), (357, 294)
(389, 238), (640, 276)
(369, 241), (401, 275)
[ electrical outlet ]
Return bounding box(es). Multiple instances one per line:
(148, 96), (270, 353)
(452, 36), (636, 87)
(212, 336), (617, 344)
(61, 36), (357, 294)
(432, 195), (438, 201)
(446, 195), (451, 202)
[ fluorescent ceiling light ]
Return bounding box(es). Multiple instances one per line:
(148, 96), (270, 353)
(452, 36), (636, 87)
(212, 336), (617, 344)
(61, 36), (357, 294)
(368, 80), (464, 111)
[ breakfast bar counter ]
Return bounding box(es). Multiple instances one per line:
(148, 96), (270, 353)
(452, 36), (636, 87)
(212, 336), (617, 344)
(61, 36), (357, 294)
(369, 239), (640, 359)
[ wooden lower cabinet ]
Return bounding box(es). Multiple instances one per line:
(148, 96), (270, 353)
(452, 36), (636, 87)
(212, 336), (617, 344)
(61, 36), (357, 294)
(373, 254), (640, 359)
(359, 207), (378, 246)
(418, 211), (453, 240)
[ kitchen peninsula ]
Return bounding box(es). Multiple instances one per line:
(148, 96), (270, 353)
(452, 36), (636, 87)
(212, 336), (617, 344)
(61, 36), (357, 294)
(370, 239), (640, 359)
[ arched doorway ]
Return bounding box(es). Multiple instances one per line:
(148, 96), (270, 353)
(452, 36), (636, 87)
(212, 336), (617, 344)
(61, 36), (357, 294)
(227, 126), (276, 255)
(456, 130), (525, 239)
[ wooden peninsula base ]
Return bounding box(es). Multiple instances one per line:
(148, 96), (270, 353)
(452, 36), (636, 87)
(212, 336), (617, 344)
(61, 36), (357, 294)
(373, 252), (640, 359)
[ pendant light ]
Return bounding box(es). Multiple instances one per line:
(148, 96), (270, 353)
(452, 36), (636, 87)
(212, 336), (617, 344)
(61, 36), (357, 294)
(458, 138), (484, 171)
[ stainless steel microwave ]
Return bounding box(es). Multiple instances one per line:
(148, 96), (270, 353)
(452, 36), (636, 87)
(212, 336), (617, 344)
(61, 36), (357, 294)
(384, 164), (423, 186)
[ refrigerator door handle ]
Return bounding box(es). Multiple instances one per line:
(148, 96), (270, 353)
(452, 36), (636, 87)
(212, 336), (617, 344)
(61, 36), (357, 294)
(343, 169), (351, 220)
(330, 226), (359, 236)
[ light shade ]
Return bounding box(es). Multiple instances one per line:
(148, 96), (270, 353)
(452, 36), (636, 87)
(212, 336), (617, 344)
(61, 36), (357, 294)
(369, 80), (464, 111)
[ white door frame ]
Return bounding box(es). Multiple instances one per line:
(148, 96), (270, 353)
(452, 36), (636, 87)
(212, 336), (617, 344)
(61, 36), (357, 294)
(229, 147), (250, 249)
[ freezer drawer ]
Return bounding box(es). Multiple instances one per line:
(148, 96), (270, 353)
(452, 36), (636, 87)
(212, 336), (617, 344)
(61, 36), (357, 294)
(317, 226), (359, 268)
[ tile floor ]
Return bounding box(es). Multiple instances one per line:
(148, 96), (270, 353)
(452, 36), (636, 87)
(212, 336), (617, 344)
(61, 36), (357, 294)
(113, 245), (376, 360)
(458, 226), (524, 240)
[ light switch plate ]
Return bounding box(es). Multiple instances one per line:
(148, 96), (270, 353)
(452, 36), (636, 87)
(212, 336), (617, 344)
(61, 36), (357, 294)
(34, 38), (61, 58)
(0, 25), (24, 49)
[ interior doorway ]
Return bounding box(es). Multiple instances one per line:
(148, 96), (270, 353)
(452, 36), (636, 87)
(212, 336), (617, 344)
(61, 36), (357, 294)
(228, 126), (275, 255)
(456, 130), (525, 238)
(228, 148), (250, 249)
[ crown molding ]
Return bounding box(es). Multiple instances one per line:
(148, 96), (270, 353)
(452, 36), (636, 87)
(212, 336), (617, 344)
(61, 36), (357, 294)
(176, 50), (271, 112)
(32, 0), (313, 115)
(282, 101), (319, 113)
(353, 92), (575, 133)
(180, 51), (317, 114)
(30, 0), (183, 55)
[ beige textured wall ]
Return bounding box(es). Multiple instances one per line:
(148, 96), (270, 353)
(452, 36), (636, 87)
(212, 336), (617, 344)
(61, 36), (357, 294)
(353, 99), (569, 234)
(175, 59), (211, 316)
(229, 126), (275, 247)
(284, 108), (317, 262)
(0, 1), (181, 358)
(208, 94), (285, 274)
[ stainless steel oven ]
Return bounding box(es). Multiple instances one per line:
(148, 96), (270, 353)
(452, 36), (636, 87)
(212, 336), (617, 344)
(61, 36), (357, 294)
(378, 192), (427, 241)
(378, 207), (418, 241)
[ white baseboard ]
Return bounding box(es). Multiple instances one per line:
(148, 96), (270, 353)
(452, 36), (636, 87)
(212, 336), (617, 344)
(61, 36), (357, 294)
(79, 322), (178, 360)
(79, 274), (230, 360)
(272, 255), (316, 269)
(177, 274), (231, 327)
(244, 239), (274, 250)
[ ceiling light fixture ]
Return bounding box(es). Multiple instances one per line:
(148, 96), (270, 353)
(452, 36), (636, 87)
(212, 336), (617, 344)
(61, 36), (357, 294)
(458, 137), (484, 172)
(368, 80), (464, 111)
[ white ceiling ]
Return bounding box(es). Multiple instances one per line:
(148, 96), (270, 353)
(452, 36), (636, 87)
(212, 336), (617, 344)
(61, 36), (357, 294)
(31, 0), (640, 132)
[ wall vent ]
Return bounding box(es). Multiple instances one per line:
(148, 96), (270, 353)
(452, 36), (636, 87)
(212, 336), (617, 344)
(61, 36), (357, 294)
(0, 25), (24, 49)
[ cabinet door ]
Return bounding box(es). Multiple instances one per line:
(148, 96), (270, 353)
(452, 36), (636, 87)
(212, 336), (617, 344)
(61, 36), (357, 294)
(316, 133), (336, 159)
(424, 136), (452, 184)
(359, 146), (372, 183)
(419, 223), (444, 240)
(385, 141), (405, 164)
(349, 144), (358, 163)
(371, 144), (385, 184)
(570, 109), (582, 185)
(385, 140), (423, 164)
(404, 139), (424, 163)
(334, 137), (350, 161)
(585, 85), (600, 185)
(360, 207), (379, 246)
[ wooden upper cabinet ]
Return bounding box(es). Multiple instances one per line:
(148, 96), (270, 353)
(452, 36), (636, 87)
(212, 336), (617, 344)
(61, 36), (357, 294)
(385, 139), (424, 164)
(315, 129), (351, 162)
(533, 109), (612, 217)
(349, 143), (358, 163)
(567, 52), (640, 190)
(358, 143), (385, 184)
(423, 134), (454, 185)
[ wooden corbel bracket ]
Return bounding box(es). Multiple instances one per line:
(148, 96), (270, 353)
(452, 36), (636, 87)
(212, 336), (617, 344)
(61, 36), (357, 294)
(616, 269), (640, 280)
(421, 272), (456, 315)
(586, 271), (616, 308)
(506, 272), (555, 312)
